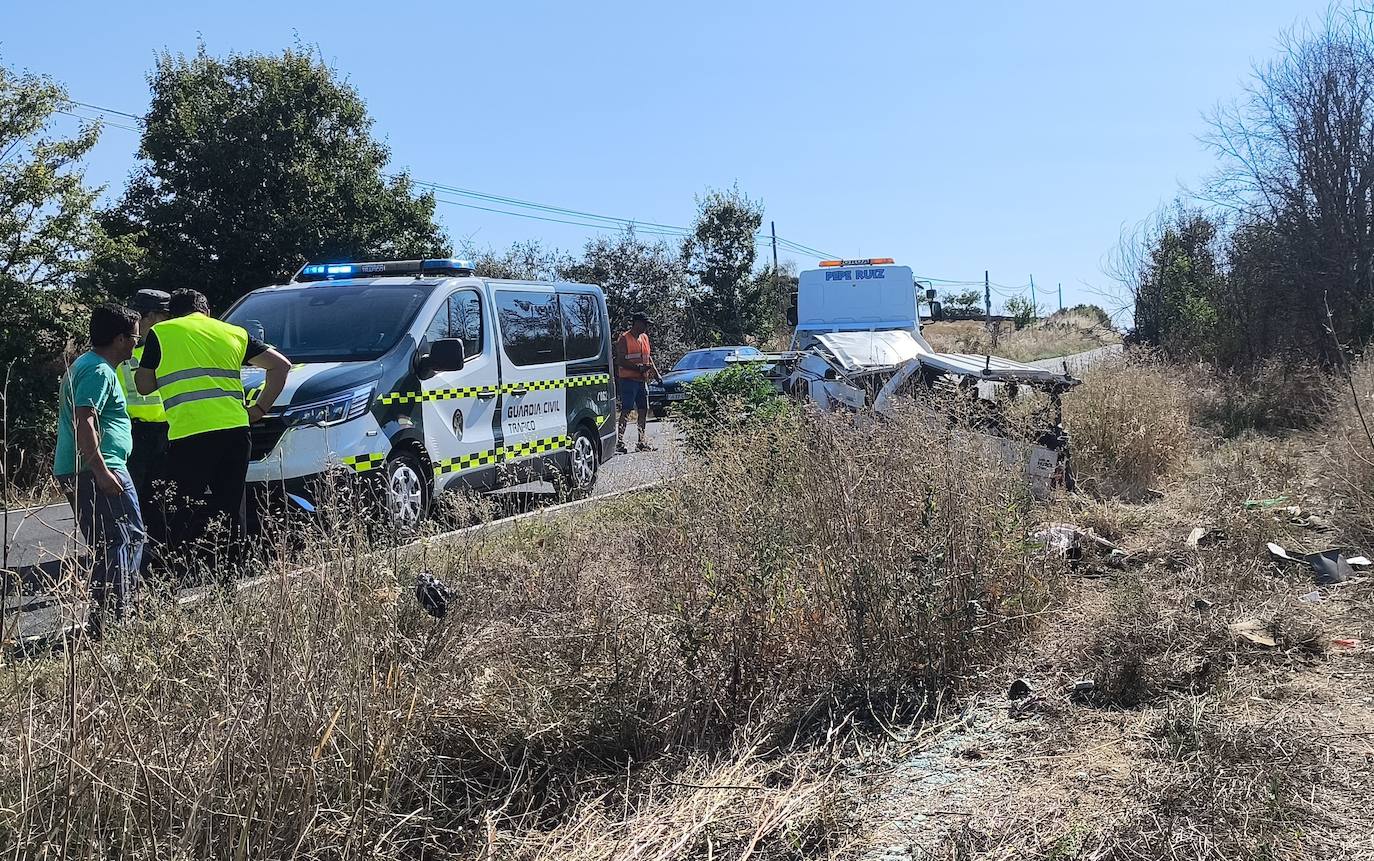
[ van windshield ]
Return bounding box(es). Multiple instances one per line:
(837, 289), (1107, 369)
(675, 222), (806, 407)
(226, 283), (431, 363)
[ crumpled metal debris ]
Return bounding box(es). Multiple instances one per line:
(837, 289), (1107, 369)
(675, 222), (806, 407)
(1267, 542), (1368, 585)
(1186, 527), (1226, 548)
(1032, 523), (1119, 559)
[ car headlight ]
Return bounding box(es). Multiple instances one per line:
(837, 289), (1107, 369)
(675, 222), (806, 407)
(282, 385), (374, 428)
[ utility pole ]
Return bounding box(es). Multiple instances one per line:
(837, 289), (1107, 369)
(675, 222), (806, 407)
(1058, 282), (1063, 311)
(771, 220), (781, 321)
(984, 270), (992, 325)
(1030, 274), (1038, 321)
(774, 221), (785, 321)
(770, 221), (779, 284)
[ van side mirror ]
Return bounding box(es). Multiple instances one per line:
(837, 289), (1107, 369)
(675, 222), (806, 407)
(417, 338), (464, 379)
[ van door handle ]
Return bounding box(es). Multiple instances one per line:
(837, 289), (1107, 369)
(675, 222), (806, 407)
(508, 386), (528, 396)
(476, 390), (497, 400)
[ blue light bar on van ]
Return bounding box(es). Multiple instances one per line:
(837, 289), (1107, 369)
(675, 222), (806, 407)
(421, 258), (475, 274)
(300, 264), (355, 277)
(293, 258), (476, 282)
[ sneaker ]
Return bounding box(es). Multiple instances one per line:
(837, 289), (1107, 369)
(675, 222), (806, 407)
(636, 442), (656, 452)
(615, 441), (628, 454)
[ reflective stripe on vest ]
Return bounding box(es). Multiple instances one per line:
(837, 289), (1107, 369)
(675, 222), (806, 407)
(151, 313), (249, 441)
(618, 332), (651, 380)
(117, 344), (167, 423)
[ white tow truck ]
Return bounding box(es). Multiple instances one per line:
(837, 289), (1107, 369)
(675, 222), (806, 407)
(752, 258), (1080, 495)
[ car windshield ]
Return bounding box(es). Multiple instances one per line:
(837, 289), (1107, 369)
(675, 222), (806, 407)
(674, 350), (734, 371)
(225, 283), (431, 363)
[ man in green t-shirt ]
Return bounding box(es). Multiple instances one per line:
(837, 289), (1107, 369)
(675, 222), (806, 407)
(54, 303), (144, 634)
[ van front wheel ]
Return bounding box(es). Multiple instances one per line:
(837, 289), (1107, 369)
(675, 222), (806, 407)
(384, 450), (430, 529)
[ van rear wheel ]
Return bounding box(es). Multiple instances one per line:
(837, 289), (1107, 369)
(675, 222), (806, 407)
(563, 428), (599, 497)
(384, 450), (430, 529)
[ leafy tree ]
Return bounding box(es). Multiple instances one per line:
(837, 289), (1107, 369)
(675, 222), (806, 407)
(941, 289), (984, 316)
(681, 186), (765, 344)
(96, 45), (448, 312)
(747, 261), (797, 347)
(0, 62), (107, 486)
(1004, 296), (1040, 327)
(562, 229), (691, 355)
(1203, 9), (1374, 365)
(460, 239), (574, 282)
(1129, 205), (1225, 360)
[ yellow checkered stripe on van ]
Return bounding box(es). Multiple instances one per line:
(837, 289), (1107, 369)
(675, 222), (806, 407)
(501, 434), (570, 460)
(378, 385), (497, 405)
(431, 434), (570, 477)
(378, 373), (609, 405)
(503, 374), (610, 394)
(433, 449), (500, 477)
(342, 452), (387, 473)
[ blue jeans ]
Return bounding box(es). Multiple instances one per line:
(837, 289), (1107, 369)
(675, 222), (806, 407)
(60, 469), (145, 629)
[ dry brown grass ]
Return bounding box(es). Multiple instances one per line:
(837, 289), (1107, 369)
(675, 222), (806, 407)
(1324, 355), (1374, 541)
(1062, 356), (1192, 500)
(0, 410), (1065, 859)
(922, 310), (1120, 363)
(1186, 359), (1334, 438)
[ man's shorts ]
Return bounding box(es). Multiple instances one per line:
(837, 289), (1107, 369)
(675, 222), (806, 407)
(617, 377), (649, 414)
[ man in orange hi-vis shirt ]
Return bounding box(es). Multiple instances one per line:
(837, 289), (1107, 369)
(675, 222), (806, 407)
(614, 311), (661, 453)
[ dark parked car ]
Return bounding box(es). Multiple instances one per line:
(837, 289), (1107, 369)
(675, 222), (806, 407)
(648, 346), (763, 418)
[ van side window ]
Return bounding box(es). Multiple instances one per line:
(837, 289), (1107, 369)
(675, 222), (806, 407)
(422, 304), (450, 344)
(423, 291), (483, 360)
(448, 291), (483, 359)
(496, 290), (565, 366)
(559, 293), (602, 361)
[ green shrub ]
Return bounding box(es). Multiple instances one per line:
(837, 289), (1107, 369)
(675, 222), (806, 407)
(1005, 295), (1039, 328)
(674, 364), (788, 452)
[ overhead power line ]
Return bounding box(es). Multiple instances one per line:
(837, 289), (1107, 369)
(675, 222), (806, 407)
(55, 95), (1065, 280)
(58, 96), (840, 257)
(54, 108), (141, 134)
(68, 100), (142, 121)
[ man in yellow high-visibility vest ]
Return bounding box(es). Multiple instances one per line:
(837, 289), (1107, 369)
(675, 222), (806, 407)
(134, 288), (290, 572)
(117, 289), (171, 549)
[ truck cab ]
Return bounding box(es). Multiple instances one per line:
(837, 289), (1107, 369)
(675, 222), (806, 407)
(791, 258), (935, 354)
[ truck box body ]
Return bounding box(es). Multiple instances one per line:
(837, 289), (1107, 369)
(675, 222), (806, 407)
(796, 264), (920, 334)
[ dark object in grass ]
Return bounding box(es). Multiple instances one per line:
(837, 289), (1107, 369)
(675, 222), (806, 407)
(1267, 542), (1359, 585)
(1008, 677), (1033, 700)
(415, 570), (452, 618)
(1306, 550), (1353, 585)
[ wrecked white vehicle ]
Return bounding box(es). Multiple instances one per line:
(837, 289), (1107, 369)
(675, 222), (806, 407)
(751, 259), (1081, 496)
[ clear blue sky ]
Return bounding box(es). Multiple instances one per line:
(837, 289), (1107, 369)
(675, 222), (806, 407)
(1, 0), (1333, 315)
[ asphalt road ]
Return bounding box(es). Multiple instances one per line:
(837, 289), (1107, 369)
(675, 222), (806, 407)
(1028, 343), (1123, 374)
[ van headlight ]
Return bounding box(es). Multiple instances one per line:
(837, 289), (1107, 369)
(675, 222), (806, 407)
(282, 385), (374, 428)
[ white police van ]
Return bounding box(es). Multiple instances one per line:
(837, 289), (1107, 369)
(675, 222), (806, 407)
(224, 258), (618, 525)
